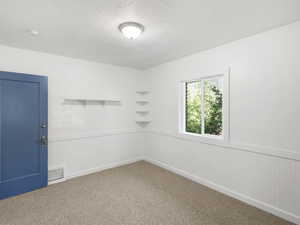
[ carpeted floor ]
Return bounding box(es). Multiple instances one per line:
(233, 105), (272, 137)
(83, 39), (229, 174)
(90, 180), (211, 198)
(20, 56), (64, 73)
(0, 161), (295, 225)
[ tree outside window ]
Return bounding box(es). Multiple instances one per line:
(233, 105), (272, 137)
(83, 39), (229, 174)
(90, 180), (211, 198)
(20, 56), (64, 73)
(185, 77), (223, 136)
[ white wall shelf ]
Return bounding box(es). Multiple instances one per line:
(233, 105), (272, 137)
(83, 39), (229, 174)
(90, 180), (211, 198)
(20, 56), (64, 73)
(136, 91), (149, 94)
(63, 98), (121, 105)
(136, 120), (151, 123)
(136, 100), (149, 104)
(136, 110), (149, 113)
(135, 91), (151, 126)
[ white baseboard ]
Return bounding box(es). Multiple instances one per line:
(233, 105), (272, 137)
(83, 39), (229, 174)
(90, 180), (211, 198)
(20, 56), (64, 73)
(67, 157), (143, 180)
(48, 157), (143, 185)
(48, 178), (67, 185)
(144, 158), (300, 225)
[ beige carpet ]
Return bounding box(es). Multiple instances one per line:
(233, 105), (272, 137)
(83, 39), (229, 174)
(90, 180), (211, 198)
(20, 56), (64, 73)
(0, 161), (295, 225)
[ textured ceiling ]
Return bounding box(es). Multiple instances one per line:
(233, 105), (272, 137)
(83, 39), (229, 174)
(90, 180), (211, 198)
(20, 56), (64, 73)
(0, 0), (300, 69)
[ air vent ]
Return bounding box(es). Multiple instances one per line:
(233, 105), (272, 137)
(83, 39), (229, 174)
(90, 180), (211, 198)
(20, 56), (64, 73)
(48, 167), (64, 182)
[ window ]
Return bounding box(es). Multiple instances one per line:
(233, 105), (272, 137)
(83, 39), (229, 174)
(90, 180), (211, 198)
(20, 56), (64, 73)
(181, 74), (228, 139)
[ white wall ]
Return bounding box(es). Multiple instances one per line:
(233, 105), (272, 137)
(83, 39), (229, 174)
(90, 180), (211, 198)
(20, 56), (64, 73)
(144, 21), (300, 224)
(0, 21), (299, 224)
(0, 45), (145, 178)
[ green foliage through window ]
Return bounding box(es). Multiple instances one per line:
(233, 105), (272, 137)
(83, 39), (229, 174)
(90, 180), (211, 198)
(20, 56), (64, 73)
(186, 82), (201, 134)
(185, 77), (223, 136)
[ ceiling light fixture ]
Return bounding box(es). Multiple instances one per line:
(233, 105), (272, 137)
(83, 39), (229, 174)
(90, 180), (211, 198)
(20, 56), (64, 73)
(118, 22), (144, 40)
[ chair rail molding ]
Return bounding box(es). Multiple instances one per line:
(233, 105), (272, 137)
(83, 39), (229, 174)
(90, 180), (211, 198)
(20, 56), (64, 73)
(145, 129), (300, 161)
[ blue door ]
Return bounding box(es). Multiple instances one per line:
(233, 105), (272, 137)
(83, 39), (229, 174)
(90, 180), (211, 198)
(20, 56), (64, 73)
(0, 71), (48, 199)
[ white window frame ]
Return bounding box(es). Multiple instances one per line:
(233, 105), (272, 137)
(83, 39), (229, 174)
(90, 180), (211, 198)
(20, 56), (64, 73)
(179, 70), (230, 143)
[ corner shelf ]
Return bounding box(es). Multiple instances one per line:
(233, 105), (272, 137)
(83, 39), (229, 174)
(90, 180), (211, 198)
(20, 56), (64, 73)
(136, 110), (149, 113)
(136, 91), (149, 94)
(136, 100), (149, 104)
(136, 120), (151, 123)
(135, 91), (151, 126)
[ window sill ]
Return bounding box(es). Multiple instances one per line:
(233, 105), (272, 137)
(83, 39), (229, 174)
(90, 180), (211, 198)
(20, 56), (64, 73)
(179, 131), (228, 145)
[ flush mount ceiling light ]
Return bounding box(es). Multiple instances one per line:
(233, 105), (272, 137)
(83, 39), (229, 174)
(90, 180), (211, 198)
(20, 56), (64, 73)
(118, 22), (144, 40)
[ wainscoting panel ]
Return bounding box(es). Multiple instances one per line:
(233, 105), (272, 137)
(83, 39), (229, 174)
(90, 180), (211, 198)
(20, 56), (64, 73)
(144, 132), (300, 224)
(48, 131), (145, 181)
